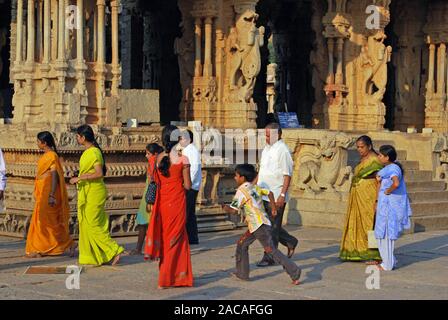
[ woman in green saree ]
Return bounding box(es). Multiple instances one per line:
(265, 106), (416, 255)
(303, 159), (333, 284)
(70, 125), (124, 266)
(340, 135), (382, 262)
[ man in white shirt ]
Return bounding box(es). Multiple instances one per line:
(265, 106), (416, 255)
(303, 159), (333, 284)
(0, 148), (6, 204)
(180, 129), (202, 244)
(256, 122), (298, 267)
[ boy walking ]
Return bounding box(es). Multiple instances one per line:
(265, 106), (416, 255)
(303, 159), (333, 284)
(222, 164), (301, 284)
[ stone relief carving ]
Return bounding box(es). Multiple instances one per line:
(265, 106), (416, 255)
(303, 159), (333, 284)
(0, 213), (30, 235)
(175, 20), (195, 103)
(296, 133), (354, 197)
(227, 7), (265, 103)
(363, 32), (392, 105)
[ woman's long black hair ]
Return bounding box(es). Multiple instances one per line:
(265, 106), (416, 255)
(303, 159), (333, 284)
(146, 143), (164, 155)
(77, 125), (107, 176)
(159, 125), (181, 177)
(357, 135), (377, 154)
(37, 131), (58, 155)
(379, 145), (404, 176)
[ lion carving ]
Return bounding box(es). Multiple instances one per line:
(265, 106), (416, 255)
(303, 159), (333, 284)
(297, 133), (354, 193)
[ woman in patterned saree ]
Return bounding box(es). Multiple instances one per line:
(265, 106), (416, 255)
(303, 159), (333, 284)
(340, 135), (383, 263)
(144, 125), (194, 288)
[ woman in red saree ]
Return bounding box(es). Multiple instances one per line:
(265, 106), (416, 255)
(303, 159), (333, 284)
(144, 125), (193, 288)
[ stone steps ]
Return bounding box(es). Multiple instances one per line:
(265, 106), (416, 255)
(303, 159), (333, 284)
(197, 211), (236, 233)
(408, 190), (448, 202)
(407, 181), (446, 192)
(198, 220), (236, 233)
(411, 201), (448, 216)
(412, 214), (448, 232)
(405, 170), (433, 182)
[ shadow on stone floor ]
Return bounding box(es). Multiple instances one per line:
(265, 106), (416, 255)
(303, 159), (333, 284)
(394, 234), (448, 269)
(162, 285), (239, 300)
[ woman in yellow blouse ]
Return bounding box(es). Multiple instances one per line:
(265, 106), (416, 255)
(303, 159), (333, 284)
(70, 125), (124, 266)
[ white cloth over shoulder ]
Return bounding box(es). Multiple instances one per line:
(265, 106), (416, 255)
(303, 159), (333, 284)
(182, 143), (202, 191)
(257, 139), (293, 202)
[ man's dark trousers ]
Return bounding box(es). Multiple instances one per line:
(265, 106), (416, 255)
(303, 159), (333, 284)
(260, 201), (298, 263)
(186, 189), (199, 244)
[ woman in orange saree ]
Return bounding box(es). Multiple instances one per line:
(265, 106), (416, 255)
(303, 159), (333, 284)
(144, 125), (193, 288)
(25, 132), (75, 258)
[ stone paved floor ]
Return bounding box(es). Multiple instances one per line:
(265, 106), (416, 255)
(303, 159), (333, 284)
(0, 227), (447, 300)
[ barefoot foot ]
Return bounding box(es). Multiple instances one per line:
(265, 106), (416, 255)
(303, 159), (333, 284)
(111, 253), (121, 266)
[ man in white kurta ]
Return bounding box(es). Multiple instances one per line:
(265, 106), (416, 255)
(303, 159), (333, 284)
(256, 122), (298, 267)
(180, 129), (202, 244)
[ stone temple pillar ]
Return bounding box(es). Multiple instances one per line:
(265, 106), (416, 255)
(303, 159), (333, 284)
(424, 1), (448, 132)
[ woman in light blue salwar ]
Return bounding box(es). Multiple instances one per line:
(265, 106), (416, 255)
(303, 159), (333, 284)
(375, 145), (412, 271)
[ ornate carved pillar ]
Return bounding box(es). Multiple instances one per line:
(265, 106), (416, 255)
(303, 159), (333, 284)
(56, 0), (67, 93)
(335, 37), (344, 97)
(428, 43), (436, 96)
(203, 16), (213, 77)
(26, 0), (36, 64)
(15, 0), (23, 64)
(424, 1), (448, 132)
(75, 0), (88, 122)
(111, 0), (121, 97)
(327, 38), (334, 85)
(322, 0), (350, 107)
(437, 43), (446, 96)
(37, 0), (43, 61)
(94, 0), (107, 124)
(40, 0), (51, 94)
(42, 0), (51, 64)
(194, 17), (203, 77)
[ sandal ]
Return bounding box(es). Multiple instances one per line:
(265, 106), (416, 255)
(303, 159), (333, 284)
(24, 253), (42, 259)
(365, 260), (381, 265)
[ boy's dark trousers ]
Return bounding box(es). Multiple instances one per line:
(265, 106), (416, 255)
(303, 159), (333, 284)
(186, 189), (199, 244)
(235, 224), (301, 281)
(259, 201), (298, 265)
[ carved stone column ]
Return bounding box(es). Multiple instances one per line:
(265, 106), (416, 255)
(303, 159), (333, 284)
(437, 43), (446, 97)
(26, 0), (35, 64)
(203, 16), (213, 77)
(95, 0), (107, 124)
(40, 0), (51, 93)
(424, 1), (448, 132)
(428, 43), (436, 96)
(194, 17), (203, 77)
(15, 0), (23, 64)
(42, 0), (50, 64)
(37, 0), (43, 61)
(12, 0), (24, 94)
(111, 0), (121, 97)
(327, 38), (334, 85)
(75, 0), (88, 123)
(55, 0), (67, 93)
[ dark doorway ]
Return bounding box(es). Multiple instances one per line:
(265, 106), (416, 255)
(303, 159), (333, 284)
(0, 0), (13, 119)
(255, 0), (316, 128)
(383, 6), (398, 131)
(123, 0), (182, 125)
